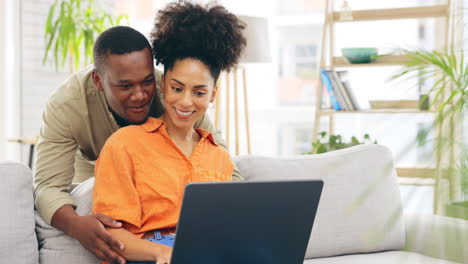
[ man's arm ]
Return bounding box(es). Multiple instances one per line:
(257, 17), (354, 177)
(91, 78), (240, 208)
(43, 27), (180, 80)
(34, 97), (125, 264)
(34, 101), (79, 224)
(194, 114), (244, 181)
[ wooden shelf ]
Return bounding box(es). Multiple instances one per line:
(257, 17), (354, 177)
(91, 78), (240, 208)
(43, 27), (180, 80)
(319, 109), (435, 115)
(395, 167), (455, 186)
(332, 55), (409, 67)
(396, 167), (437, 178)
(396, 167), (452, 178)
(331, 5), (448, 22)
(398, 177), (435, 186)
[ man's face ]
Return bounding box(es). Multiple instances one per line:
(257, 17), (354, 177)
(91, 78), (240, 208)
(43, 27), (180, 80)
(92, 47), (156, 125)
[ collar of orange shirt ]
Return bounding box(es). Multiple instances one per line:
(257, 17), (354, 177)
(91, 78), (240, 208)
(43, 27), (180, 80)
(141, 117), (218, 146)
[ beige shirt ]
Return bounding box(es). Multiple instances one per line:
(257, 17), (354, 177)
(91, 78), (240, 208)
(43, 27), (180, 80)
(34, 65), (243, 225)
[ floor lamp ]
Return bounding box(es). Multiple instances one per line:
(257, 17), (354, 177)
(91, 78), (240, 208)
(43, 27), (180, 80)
(214, 15), (271, 155)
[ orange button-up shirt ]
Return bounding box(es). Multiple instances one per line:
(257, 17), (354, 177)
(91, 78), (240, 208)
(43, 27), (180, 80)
(92, 117), (233, 237)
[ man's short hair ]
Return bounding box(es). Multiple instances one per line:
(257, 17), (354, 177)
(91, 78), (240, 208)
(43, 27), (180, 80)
(93, 26), (152, 72)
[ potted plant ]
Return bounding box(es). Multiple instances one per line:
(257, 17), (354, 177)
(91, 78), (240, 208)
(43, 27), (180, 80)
(308, 131), (377, 154)
(391, 48), (468, 219)
(43, 0), (128, 72)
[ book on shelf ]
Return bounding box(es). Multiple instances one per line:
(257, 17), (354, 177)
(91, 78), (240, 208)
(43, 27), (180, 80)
(336, 71), (360, 110)
(320, 69), (341, 110)
(320, 69), (360, 111)
(328, 70), (353, 110)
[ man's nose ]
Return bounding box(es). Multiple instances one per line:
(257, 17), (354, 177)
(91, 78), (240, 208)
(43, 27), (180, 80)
(131, 85), (146, 101)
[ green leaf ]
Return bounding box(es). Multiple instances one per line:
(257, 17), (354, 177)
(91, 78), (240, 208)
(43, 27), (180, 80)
(116, 15), (129, 25)
(59, 15), (71, 68)
(43, 16), (60, 65)
(351, 136), (360, 145)
(44, 1), (57, 34)
(317, 144), (327, 154)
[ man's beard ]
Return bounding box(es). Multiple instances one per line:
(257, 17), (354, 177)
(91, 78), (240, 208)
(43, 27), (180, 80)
(109, 107), (148, 127)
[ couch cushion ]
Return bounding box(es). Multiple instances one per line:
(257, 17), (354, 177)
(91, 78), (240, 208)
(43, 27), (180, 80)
(0, 161), (39, 264)
(235, 144), (405, 259)
(303, 251), (459, 264)
(36, 177), (99, 264)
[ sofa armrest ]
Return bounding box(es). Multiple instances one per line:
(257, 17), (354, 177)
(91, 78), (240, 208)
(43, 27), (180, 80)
(404, 213), (468, 263)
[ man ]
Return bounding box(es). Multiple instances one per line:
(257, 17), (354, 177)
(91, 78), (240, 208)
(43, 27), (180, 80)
(34, 26), (242, 264)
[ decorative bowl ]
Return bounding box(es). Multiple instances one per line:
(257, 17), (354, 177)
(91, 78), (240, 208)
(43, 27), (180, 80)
(341, 48), (378, 64)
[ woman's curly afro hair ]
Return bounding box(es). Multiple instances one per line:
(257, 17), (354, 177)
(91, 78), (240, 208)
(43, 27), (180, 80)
(150, 1), (246, 81)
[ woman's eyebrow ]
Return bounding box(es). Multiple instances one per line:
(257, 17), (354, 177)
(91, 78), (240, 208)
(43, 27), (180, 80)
(171, 78), (185, 86)
(171, 78), (208, 88)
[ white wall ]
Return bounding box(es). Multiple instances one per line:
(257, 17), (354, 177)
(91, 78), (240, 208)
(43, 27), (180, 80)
(0, 0), (5, 160)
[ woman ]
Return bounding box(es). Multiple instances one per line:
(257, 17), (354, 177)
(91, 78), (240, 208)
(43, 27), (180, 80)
(92, 1), (246, 263)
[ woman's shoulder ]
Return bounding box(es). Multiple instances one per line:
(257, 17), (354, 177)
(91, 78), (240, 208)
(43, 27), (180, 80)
(203, 139), (232, 163)
(104, 124), (145, 149)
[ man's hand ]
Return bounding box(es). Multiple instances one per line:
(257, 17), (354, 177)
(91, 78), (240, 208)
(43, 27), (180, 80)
(72, 213), (126, 264)
(51, 205), (126, 264)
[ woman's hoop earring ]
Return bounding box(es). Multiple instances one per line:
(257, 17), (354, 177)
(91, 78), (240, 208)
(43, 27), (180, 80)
(209, 102), (216, 109)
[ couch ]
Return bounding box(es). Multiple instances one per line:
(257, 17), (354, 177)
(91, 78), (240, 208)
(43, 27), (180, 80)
(1, 144), (467, 263)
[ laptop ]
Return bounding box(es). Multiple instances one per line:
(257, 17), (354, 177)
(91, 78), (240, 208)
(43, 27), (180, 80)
(170, 180), (324, 264)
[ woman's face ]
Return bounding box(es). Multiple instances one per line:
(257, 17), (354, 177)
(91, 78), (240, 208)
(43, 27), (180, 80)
(161, 58), (217, 131)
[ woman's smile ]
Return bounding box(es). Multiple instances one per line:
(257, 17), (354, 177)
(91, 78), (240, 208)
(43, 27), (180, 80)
(174, 107), (195, 119)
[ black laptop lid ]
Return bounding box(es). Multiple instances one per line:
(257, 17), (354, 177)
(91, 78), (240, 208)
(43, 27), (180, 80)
(170, 180), (323, 264)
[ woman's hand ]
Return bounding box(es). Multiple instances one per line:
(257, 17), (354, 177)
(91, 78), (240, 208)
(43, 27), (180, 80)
(153, 244), (173, 264)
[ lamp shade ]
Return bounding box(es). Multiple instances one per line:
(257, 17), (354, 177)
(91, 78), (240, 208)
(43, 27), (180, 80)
(238, 16), (272, 63)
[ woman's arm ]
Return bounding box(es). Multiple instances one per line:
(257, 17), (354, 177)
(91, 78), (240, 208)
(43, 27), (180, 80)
(93, 133), (171, 263)
(107, 228), (172, 262)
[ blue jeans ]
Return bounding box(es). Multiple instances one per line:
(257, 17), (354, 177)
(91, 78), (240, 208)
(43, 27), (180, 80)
(126, 230), (175, 264)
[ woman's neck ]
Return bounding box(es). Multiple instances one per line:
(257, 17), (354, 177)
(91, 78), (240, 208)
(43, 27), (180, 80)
(160, 114), (200, 157)
(160, 114), (193, 140)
